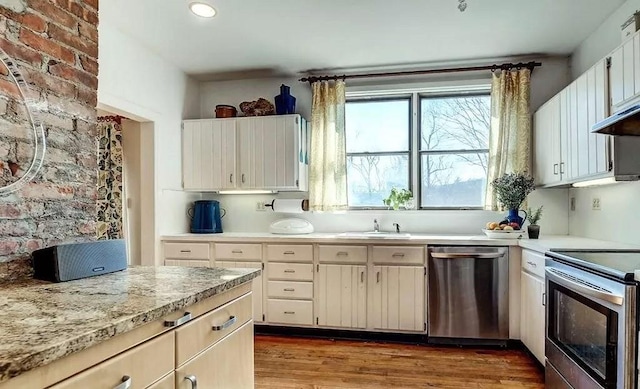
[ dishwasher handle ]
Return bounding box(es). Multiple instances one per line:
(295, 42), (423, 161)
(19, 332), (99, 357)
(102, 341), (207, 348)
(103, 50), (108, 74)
(430, 252), (503, 259)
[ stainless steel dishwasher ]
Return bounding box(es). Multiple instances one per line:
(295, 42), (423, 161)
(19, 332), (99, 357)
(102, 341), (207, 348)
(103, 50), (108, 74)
(427, 246), (509, 345)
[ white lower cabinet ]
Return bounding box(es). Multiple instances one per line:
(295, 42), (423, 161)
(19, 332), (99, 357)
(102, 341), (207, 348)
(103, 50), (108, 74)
(520, 251), (545, 364)
(216, 261), (263, 323)
(317, 264), (367, 328)
(369, 266), (425, 332)
(175, 321), (254, 389)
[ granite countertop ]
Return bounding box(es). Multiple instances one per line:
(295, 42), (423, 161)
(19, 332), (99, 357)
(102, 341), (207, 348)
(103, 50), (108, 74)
(0, 266), (260, 384)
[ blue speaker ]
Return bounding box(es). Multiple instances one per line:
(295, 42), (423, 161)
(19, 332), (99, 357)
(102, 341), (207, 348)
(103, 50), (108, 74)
(189, 200), (225, 233)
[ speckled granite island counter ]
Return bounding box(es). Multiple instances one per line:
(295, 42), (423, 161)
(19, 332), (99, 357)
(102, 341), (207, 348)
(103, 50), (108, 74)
(0, 266), (260, 389)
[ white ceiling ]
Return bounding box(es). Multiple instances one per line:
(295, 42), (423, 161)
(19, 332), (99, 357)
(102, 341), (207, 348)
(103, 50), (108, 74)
(102, 0), (625, 79)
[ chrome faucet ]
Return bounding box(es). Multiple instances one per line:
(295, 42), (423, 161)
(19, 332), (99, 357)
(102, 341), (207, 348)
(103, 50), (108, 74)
(393, 223), (400, 233)
(373, 219), (380, 232)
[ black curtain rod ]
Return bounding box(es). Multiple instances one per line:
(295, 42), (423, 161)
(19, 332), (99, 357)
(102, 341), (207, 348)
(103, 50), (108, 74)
(299, 61), (542, 84)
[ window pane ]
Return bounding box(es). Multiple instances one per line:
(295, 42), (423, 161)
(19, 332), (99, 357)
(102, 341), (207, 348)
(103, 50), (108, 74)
(347, 154), (409, 207)
(421, 153), (487, 207)
(420, 95), (490, 151)
(346, 99), (410, 153)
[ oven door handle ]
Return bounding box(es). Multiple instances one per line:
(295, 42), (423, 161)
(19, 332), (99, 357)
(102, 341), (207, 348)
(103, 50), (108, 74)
(546, 268), (624, 306)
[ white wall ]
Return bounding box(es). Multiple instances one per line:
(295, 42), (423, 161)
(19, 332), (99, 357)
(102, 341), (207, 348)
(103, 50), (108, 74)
(99, 10), (201, 264)
(196, 60), (571, 236)
(568, 0), (640, 245)
(572, 0), (640, 78)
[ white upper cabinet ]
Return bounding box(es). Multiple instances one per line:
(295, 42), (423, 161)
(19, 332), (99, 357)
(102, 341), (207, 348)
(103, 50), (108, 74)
(182, 114), (309, 192)
(533, 59), (611, 187)
(610, 31), (640, 111)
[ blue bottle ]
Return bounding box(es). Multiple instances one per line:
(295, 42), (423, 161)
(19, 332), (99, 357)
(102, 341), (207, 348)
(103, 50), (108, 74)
(275, 84), (296, 115)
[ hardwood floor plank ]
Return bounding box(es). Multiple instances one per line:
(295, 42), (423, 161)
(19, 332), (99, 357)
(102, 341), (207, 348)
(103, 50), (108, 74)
(255, 335), (544, 389)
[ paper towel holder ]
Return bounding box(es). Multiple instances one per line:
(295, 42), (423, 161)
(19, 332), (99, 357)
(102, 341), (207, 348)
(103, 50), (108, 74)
(265, 199), (309, 212)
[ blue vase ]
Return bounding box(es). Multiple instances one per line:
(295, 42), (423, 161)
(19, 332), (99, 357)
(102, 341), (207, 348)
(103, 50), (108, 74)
(506, 209), (528, 228)
(275, 84), (296, 115)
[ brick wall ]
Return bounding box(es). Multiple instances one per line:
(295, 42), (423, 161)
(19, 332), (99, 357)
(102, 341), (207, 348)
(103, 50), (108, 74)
(0, 0), (98, 281)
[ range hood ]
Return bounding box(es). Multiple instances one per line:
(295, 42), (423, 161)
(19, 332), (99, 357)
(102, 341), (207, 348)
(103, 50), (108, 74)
(593, 104), (640, 135)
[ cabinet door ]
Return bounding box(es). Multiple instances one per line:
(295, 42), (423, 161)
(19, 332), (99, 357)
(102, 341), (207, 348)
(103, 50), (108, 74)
(588, 60), (611, 176)
(567, 82), (579, 181)
(237, 115), (300, 190)
(369, 266), (424, 332)
(520, 271), (545, 364)
(533, 96), (561, 185)
(217, 261), (263, 323)
(317, 264), (366, 328)
(576, 74), (590, 178)
(623, 38), (636, 102)
(183, 120), (236, 190)
(175, 321), (254, 389)
(148, 373), (175, 389)
(610, 46), (625, 108)
(559, 89), (570, 182)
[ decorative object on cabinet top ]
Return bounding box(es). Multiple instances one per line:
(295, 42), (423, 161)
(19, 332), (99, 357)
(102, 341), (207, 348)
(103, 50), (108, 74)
(275, 84), (296, 115)
(239, 98), (275, 116)
(215, 104), (237, 118)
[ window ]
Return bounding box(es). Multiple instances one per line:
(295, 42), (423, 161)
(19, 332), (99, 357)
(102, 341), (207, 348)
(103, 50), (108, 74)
(345, 90), (490, 209)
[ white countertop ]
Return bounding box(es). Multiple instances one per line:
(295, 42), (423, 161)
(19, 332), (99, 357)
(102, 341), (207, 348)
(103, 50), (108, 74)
(161, 232), (640, 252)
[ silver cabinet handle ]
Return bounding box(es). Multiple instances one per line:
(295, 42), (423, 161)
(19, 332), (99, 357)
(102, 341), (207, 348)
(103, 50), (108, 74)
(431, 253), (502, 259)
(376, 271), (380, 283)
(185, 375), (197, 389)
(229, 173), (233, 183)
(284, 269), (296, 273)
(164, 312), (192, 327)
(553, 163), (559, 175)
(283, 251), (295, 255)
(337, 251), (349, 256)
(560, 162), (565, 175)
(241, 173), (246, 183)
(361, 271), (364, 283)
(284, 311), (295, 315)
(542, 292), (546, 307)
(212, 315), (236, 331)
(114, 376), (131, 389)
(526, 261), (537, 267)
(283, 288), (295, 292)
(180, 250), (191, 253)
(392, 253), (405, 258)
(231, 250), (243, 254)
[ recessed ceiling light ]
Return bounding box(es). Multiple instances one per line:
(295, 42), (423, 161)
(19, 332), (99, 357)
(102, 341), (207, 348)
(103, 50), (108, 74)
(189, 2), (216, 18)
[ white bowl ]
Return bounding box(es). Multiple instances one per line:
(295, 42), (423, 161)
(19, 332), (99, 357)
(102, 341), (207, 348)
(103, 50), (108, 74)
(482, 229), (525, 239)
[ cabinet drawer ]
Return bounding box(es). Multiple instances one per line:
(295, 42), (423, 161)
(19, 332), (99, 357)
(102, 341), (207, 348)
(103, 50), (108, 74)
(175, 292), (252, 366)
(165, 259), (209, 267)
(318, 245), (367, 264)
(267, 263), (313, 281)
(50, 332), (174, 389)
(267, 281), (313, 299)
(164, 242), (210, 260)
(522, 249), (545, 278)
(372, 246), (424, 265)
(267, 299), (313, 325)
(215, 243), (262, 261)
(266, 244), (313, 262)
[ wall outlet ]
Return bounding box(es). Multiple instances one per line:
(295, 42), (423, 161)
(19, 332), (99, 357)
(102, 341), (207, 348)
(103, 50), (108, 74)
(256, 201), (266, 211)
(570, 197), (576, 211)
(592, 197), (601, 211)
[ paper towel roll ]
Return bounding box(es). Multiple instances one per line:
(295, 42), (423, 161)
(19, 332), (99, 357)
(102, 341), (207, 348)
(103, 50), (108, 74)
(270, 199), (307, 213)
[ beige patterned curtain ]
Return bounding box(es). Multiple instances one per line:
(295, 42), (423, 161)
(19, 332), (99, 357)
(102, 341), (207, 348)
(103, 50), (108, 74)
(309, 80), (348, 212)
(485, 69), (532, 210)
(97, 116), (124, 239)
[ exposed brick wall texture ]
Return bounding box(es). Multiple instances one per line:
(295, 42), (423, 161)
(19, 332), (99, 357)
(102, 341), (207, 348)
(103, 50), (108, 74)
(0, 0), (98, 281)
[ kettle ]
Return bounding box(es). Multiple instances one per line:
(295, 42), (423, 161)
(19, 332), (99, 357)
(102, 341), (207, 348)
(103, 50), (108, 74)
(188, 200), (226, 233)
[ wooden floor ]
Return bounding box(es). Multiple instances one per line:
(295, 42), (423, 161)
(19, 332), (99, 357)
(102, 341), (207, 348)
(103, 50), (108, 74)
(255, 335), (544, 389)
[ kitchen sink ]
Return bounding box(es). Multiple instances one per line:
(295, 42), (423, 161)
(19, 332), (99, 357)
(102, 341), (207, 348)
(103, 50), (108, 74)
(338, 231), (412, 239)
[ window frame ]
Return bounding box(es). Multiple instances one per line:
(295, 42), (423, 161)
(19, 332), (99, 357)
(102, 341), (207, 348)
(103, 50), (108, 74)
(417, 91), (491, 210)
(345, 95), (413, 210)
(344, 86), (491, 211)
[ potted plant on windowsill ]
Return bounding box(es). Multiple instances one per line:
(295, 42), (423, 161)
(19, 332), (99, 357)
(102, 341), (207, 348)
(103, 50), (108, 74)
(526, 206), (543, 239)
(383, 188), (413, 210)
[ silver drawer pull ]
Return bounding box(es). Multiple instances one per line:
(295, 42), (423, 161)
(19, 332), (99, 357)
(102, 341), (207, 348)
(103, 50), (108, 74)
(180, 250), (191, 253)
(284, 269), (296, 273)
(284, 288), (295, 292)
(231, 250), (243, 254)
(283, 251), (295, 255)
(114, 376), (132, 389)
(164, 312), (192, 327)
(527, 261), (537, 267)
(212, 315), (237, 331)
(337, 252), (349, 256)
(185, 375), (197, 389)
(392, 253), (405, 258)
(284, 311), (295, 315)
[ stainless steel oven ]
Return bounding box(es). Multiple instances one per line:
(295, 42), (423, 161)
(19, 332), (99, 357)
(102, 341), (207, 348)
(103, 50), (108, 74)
(545, 257), (637, 389)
